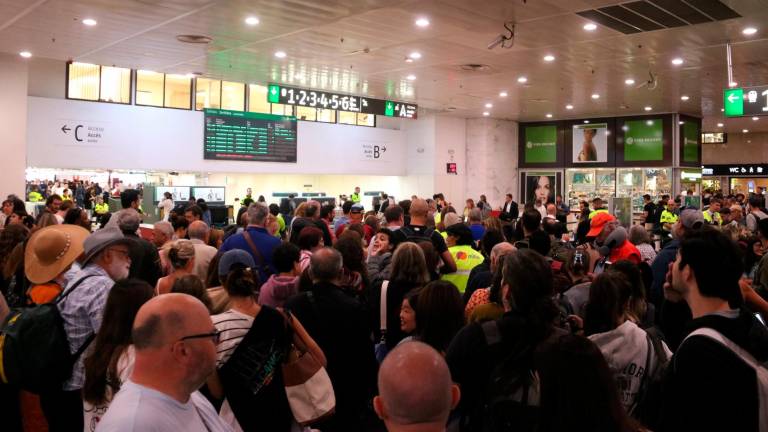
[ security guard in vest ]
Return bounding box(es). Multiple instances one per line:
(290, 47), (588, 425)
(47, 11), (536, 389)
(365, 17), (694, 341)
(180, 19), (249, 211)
(441, 223), (484, 294)
(703, 198), (723, 226)
(660, 199), (680, 244)
(589, 197), (610, 219)
(28, 187), (43, 202)
(350, 186), (361, 204)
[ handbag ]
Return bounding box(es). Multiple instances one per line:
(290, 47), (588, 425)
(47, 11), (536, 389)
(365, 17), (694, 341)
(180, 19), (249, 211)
(282, 299), (336, 426)
(374, 280), (390, 363)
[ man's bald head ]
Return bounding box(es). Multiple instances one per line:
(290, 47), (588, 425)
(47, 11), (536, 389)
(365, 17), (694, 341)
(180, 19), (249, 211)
(490, 242), (516, 271)
(375, 342), (459, 427)
(133, 293), (210, 350)
(409, 199), (428, 218)
(187, 220), (209, 241)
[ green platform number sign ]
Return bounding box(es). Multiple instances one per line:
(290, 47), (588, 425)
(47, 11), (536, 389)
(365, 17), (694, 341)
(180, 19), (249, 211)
(683, 121), (699, 162)
(268, 84), (280, 103)
(724, 88), (743, 117)
(524, 125), (557, 163)
(624, 119), (663, 161)
(385, 101), (395, 117)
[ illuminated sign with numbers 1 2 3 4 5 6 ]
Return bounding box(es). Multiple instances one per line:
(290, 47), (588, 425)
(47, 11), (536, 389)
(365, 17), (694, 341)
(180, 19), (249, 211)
(267, 84), (417, 119)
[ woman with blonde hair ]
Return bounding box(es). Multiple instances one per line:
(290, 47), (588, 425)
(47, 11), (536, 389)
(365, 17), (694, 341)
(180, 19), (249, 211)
(155, 239), (195, 295)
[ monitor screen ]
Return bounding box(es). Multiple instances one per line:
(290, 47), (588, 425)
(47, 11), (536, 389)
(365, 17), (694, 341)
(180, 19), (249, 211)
(204, 109), (297, 162)
(192, 187), (225, 204)
(155, 186), (191, 202)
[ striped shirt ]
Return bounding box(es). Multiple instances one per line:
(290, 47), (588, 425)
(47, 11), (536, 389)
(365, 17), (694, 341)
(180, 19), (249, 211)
(212, 309), (254, 367)
(58, 264), (115, 391)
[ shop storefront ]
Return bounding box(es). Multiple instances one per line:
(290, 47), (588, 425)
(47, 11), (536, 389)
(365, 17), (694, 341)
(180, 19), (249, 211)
(702, 164), (768, 195)
(519, 114), (701, 216)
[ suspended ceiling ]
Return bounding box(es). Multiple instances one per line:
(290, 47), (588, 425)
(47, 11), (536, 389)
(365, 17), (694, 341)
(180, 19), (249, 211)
(1, 0), (767, 133)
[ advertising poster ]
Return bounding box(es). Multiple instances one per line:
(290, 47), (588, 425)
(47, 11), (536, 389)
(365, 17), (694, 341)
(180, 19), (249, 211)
(573, 123), (608, 163)
(193, 187), (225, 203)
(526, 173), (557, 206)
(623, 119), (663, 161)
(155, 186), (190, 202)
(682, 121), (699, 163)
(524, 125), (557, 163)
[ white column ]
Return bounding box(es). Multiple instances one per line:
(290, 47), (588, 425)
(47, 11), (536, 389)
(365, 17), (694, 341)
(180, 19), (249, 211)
(465, 118), (518, 209)
(0, 53), (28, 200)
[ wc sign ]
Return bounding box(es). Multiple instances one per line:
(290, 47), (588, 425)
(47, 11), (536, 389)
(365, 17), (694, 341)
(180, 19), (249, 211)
(360, 142), (388, 161)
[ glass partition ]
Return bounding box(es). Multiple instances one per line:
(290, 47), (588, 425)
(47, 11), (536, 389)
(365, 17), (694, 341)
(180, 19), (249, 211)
(616, 168), (672, 213)
(565, 168), (616, 211)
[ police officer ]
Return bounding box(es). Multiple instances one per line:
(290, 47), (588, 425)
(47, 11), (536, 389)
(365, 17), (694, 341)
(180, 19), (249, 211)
(703, 198), (723, 226)
(350, 186), (361, 204)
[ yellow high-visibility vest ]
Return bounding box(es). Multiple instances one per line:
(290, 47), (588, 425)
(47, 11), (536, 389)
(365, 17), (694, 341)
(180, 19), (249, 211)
(441, 245), (484, 294)
(589, 208), (609, 219)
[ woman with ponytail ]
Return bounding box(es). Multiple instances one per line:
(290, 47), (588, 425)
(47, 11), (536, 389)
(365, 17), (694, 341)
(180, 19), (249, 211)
(155, 239), (196, 295)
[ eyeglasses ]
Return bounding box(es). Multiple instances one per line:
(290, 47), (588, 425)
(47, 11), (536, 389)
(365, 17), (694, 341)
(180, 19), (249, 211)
(109, 248), (131, 258)
(178, 330), (220, 345)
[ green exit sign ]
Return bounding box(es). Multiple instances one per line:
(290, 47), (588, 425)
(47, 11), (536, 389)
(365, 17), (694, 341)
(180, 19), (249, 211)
(724, 88), (743, 117)
(268, 84), (280, 103)
(385, 101), (395, 116)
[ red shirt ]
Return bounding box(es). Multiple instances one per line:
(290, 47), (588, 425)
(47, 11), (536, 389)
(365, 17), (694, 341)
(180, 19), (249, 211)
(610, 240), (641, 264)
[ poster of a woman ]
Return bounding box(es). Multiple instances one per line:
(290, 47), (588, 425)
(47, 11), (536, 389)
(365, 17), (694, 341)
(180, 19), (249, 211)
(574, 123), (608, 163)
(526, 174), (556, 218)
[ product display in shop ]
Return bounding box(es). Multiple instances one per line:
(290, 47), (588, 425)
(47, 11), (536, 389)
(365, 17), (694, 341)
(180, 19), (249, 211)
(204, 109), (297, 162)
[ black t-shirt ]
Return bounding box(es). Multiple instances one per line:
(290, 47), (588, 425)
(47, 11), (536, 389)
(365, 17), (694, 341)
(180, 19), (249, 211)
(391, 224), (448, 254)
(644, 202), (657, 223)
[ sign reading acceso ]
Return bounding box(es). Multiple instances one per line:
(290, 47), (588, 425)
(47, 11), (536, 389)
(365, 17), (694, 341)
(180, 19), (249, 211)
(204, 109), (297, 163)
(724, 85), (768, 118)
(267, 84), (417, 119)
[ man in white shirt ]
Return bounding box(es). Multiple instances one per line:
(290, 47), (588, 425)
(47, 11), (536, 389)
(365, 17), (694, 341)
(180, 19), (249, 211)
(187, 221), (218, 281)
(97, 293), (231, 432)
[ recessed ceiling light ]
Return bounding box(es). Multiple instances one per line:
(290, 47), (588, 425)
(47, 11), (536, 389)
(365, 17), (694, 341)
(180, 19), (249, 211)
(82, 18), (97, 26)
(753, 116), (759, 121)
(482, 111), (490, 117)
(546, 113), (553, 118)
(671, 57), (684, 65)
(717, 123), (724, 127)
(644, 106), (652, 111)
(499, 91), (508, 97)
(415, 17), (430, 28)
(19, 51), (31, 58)
(245, 16), (260, 26)
(625, 78), (635, 85)
(729, 81), (738, 88)
(409, 51), (422, 60)
(591, 93), (600, 99)
(405, 58), (414, 63)
(743, 129), (749, 133)
(543, 54), (555, 62)
(485, 103), (493, 108)
(406, 74), (416, 81)
(274, 51), (287, 58)
(517, 76), (527, 84)
(743, 27), (757, 36)
(681, 95), (690, 101)
(583, 23), (597, 31)
(566, 104), (573, 110)
(584, 120), (590, 124)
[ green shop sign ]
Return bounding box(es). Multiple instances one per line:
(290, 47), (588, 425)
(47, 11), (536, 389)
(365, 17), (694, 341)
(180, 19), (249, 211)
(682, 121), (699, 162)
(623, 119), (663, 161)
(524, 125), (557, 163)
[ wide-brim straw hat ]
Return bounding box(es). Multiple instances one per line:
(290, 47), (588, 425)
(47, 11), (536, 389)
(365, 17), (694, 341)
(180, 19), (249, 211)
(25, 224), (90, 284)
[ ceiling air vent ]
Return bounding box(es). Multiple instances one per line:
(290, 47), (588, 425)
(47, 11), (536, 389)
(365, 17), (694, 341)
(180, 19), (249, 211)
(577, 0), (740, 35)
(176, 35), (213, 44)
(459, 64), (491, 72)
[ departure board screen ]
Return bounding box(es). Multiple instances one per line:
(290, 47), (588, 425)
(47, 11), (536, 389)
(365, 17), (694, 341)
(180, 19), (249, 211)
(204, 109), (297, 162)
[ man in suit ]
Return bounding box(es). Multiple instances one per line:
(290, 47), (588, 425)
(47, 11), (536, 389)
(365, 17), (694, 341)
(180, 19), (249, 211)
(499, 193), (519, 222)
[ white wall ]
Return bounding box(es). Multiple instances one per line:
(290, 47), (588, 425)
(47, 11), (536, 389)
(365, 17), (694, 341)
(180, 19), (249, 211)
(27, 97), (406, 175)
(466, 118), (519, 209)
(0, 54), (29, 200)
(433, 116), (467, 206)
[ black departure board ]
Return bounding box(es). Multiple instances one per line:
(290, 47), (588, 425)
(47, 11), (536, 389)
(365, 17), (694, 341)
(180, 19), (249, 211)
(267, 84), (418, 119)
(204, 109), (297, 162)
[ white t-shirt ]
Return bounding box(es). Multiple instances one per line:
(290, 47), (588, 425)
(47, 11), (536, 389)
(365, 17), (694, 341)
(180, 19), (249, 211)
(161, 199), (174, 221)
(95, 380), (232, 432)
(84, 346), (135, 432)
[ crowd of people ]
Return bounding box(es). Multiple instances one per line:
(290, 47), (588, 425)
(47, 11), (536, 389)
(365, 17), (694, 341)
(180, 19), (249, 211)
(1, 185), (767, 432)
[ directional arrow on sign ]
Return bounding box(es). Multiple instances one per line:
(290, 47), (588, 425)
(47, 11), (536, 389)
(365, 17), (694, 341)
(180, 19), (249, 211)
(727, 93), (739, 103)
(270, 87), (277, 96)
(382, 146), (387, 152)
(61, 125), (71, 134)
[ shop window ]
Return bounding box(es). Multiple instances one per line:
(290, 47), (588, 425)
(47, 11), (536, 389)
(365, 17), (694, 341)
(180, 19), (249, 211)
(164, 75), (192, 109)
(248, 84), (270, 113)
(271, 104), (295, 116)
(195, 78), (221, 110)
(296, 106), (317, 121)
(317, 108), (336, 123)
(338, 111), (357, 125)
(99, 66), (131, 103)
(68, 63), (130, 103)
(357, 113), (375, 127)
(221, 81), (245, 111)
(135, 70), (164, 107)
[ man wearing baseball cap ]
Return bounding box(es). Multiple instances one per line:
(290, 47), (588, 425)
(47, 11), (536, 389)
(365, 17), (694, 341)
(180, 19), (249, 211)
(207, 249), (256, 314)
(586, 212), (616, 240)
(34, 226), (132, 430)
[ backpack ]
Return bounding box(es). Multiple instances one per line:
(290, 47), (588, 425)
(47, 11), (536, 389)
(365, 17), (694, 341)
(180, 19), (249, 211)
(632, 327), (669, 429)
(399, 226), (435, 244)
(474, 321), (566, 432)
(0, 275), (94, 393)
(680, 327), (768, 431)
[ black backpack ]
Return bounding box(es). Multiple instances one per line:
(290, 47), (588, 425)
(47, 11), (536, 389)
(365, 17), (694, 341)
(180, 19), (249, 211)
(399, 226), (435, 244)
(0, 275), (94, 393)
(632, 327), (669, 430)
(474, 321), (566, 432)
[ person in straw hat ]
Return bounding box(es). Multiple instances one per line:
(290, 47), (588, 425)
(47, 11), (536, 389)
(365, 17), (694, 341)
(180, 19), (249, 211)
(24, 224), (90, 305)
(28, 226), (132, 430)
